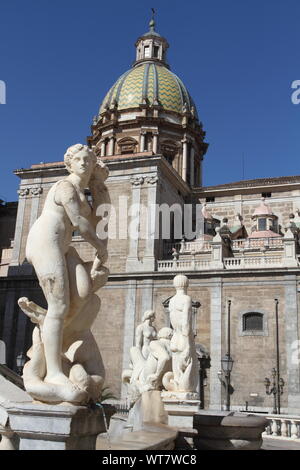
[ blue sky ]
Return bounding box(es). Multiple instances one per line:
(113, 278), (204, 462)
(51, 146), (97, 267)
(0, 0), (299, 201)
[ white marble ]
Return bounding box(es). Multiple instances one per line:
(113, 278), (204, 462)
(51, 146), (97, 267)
(18, 144), (110, 405)
(122, 310), (173, 398)
(5, 402), (106, 450)
(162, 398), (200, 428)
(0, 375), (31, 450)
(162, 275), (198, 396)
(0, 340), (5, 364)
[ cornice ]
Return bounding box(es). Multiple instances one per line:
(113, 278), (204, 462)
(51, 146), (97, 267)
(194, 175), (300, 197)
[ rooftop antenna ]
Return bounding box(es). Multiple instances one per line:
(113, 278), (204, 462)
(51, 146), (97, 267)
(242, 153), (245, 180)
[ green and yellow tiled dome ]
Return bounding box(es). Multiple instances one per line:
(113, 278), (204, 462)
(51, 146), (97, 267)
(99, 63), (197, 116)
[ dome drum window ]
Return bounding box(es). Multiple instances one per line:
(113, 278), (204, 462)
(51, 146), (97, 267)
(161, 141), (177, 165)
(117, 138), (138, 155)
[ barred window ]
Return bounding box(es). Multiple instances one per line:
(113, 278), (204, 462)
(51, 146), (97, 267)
(243, 312), (263, 332)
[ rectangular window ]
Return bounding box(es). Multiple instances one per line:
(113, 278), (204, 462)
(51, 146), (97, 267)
(243, 312), (263, 331)
(144, 46), (150, 58)
(154, 46), (159, 58)
(258, 218), (267, 231)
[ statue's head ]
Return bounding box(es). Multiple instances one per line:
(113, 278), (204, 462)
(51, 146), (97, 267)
(142, 310), (155, 323)
(64, 144), (97, 177)
(157, 327), (173, 340)
(173, 274), (189, 291)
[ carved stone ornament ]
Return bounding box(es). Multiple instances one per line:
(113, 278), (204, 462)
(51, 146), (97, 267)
(145, 176), (159, 185)
(18, 188), (30, 198)
(30, 187), (43, 197)
(130, 176), (144, 186)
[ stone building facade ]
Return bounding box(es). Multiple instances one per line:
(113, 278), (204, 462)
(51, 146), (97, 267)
(1, 20), (300, 414)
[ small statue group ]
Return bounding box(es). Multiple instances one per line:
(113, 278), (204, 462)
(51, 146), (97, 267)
(123, 274), (198, 401)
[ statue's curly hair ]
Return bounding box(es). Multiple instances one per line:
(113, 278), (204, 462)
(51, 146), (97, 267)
(142, 310), (155, 322)
(64, 144), (97, 173)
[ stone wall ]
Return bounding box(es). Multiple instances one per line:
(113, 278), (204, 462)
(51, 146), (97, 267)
(223, 280), (287, 411)
(0, 270), (299, 411)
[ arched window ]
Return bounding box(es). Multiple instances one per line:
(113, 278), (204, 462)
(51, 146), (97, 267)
(243, 312), (263, 332)
(161, 140), (177, 166)
(117, 137), (137, 155)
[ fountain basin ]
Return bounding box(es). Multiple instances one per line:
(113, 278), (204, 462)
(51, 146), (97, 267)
(193, 410), (267, 450)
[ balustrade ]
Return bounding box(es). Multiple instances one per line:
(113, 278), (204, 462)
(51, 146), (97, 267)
(163, 240), (211, 257)
(232, 237), (284, 251)
(259, 415), (300, 440)
(224, 255), (283, 269)
(157, 258), (211, 272)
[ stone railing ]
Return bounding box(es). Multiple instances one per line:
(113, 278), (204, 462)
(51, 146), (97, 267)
(158, 254), (286, 272)
(232, 237), (284, 251)
(163, 241), (211, 257)
(262, 415), (300, 440)
(224, 255), (283, 269)
(157, 259), (211, 272)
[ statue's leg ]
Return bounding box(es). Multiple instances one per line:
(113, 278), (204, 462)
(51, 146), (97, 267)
(32, 248), (74, 388)
(172, 351), (183, 387)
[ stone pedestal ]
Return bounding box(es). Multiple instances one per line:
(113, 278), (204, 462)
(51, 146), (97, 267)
(5, 402), (106, 450)
(0, 425), (19, 450)
(161, 393), (200, 428)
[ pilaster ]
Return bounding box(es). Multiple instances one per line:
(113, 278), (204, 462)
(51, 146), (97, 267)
(209, 278), (223, 409)
(285, 275), (300, 413)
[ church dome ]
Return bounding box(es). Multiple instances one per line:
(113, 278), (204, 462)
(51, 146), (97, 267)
(88, 16), (208, 189)
(99, 62), (198, 117)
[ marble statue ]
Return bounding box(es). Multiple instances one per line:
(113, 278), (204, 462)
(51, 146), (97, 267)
(134, 309), (157, 360)
(18, 144), (110, 405)
(162, 274), (198, 398)
(122, 309), (173, 398)
(122, 310), (156, 399)
(141, 327), (173, 391)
